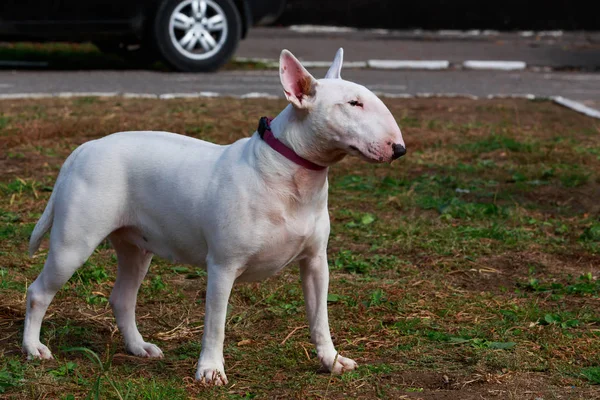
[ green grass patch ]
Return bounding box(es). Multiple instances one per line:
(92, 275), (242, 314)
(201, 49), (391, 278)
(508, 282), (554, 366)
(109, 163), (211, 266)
(581, 367), (600, 385)
(518, 273), (600, 297)
(458, 133), (535, 153)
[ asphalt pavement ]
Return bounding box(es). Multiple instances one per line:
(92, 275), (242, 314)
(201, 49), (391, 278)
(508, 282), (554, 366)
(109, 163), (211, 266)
(1, 69), (599, 102)
(1, 28), (600, 114)
(237, 28), (600, 69)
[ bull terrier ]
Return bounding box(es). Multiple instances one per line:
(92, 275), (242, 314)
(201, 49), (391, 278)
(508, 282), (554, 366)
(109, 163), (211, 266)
(23, 48), (405, 385)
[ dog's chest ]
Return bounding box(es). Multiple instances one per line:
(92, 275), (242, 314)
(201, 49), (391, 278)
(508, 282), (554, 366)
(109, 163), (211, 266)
(237, 210), (316, 281)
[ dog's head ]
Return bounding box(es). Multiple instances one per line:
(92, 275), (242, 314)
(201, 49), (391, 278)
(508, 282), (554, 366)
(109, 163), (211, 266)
(279, 48), (405, 164)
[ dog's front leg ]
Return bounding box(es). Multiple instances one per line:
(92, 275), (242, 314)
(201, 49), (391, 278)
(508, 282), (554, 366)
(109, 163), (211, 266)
(196, 264), (236, 386)
(300, 253), (358, 374)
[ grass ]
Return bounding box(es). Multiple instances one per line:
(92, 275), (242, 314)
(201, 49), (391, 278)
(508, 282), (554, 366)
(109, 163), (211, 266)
(0, 42), (272, 71)
(0, 42), (143, 70)
(0, 97), (599, 399)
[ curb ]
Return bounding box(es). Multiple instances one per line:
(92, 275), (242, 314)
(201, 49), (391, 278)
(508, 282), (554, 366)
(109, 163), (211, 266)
(287, 25), (566, 39)
(367, 60), (449, 70)
(0, 92), (598, 120)
(462, 61), (526, 71)
(235, 57), (535, 71)
(552, 96), (600, 119)
(234, 57), (369, 69)
(159, 92), (220, 99)
(302, 60), (368, 68)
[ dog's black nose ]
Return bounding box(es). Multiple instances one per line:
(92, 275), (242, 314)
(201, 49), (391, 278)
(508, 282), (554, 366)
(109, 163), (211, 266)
(392, 144), (406, 159)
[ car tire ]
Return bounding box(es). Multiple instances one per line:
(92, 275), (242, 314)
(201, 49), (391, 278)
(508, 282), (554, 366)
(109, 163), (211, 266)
(153, 0), (241, 72)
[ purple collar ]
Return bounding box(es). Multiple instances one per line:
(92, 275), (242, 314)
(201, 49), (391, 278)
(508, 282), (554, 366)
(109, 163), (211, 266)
(257, 117), (327, 171)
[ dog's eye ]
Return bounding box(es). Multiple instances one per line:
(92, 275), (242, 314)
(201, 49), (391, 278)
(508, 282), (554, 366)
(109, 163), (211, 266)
(348, 100), (363, 107)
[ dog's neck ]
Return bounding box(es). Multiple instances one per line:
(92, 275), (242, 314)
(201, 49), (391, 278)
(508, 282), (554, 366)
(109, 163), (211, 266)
(270, 105), (346, 167)
(270, 105), (319, 166)
(250, 105), (333, 204)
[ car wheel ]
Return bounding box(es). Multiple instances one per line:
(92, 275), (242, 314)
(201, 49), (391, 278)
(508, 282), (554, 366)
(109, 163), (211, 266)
(153, 0), (241, 72)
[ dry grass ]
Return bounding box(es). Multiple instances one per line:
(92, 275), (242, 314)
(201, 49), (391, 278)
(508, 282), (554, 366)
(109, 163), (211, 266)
(1, 97), (599, 399)
(0, 42), (270, 71)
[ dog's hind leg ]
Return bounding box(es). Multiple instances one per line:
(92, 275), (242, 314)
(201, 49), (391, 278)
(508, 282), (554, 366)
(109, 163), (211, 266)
(108, 231), (163, 358)
(23, 232), (101, 359)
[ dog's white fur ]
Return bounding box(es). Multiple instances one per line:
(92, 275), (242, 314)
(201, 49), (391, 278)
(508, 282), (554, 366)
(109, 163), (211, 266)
(23, 49), (405, 385)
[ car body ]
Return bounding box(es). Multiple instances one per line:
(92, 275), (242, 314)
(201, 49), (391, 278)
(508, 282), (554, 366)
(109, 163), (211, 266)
(0, 0), (286, 71)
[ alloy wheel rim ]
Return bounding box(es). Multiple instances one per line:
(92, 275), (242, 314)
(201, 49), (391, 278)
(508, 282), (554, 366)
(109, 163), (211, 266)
(168, 0), (228, 60)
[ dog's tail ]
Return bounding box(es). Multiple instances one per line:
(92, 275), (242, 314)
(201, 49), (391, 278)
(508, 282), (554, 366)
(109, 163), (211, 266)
(28, 191), (56, 257)
(28, 144), (86, 257)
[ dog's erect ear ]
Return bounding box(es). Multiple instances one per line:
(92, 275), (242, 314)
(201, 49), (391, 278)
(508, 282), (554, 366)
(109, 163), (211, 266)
(279, 50), (318, 109)
(324, 48), (343, 79)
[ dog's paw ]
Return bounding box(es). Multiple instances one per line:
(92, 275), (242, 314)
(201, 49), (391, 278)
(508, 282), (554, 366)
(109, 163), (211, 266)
(23, 341), (53, 360)
(195, 363), (228, 386)
(127, 341), (164, 358)
(320, 353), (358, 374)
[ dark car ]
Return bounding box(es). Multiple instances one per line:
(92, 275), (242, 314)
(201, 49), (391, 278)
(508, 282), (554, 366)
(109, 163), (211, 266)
(0, 0), (286, 71)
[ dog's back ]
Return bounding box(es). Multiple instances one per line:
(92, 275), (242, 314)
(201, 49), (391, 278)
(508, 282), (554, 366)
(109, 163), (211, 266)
(29, 130), (227, 258)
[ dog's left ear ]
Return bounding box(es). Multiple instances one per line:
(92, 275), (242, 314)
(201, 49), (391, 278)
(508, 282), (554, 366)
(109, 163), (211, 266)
(279, 49), (318, 109)
(324, 48), (343, 79)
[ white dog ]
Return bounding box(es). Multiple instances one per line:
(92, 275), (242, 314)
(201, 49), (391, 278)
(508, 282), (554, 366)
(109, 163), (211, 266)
(23, 48), (405, 385)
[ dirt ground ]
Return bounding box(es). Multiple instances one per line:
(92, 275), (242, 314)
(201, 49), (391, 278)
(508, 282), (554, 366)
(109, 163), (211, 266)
(0, 97), (599, 399)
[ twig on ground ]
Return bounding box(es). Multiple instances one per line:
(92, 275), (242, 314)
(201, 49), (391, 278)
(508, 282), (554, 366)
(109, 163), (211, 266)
(280, 325), (308, 345)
